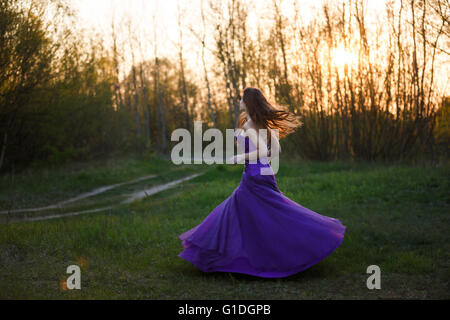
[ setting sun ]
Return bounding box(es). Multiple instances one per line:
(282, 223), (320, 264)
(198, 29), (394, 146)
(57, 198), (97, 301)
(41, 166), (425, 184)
(330, 45), (356, 69)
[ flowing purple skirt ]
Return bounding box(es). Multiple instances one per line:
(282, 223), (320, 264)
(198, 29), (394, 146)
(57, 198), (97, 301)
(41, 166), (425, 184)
(177, 160), (346, 278)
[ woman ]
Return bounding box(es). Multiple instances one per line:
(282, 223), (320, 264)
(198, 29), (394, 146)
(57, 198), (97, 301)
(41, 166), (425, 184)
(177, 87), (346, 278)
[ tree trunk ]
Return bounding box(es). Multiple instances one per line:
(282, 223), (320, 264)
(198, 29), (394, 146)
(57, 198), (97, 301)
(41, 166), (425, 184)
(0, 132), (7, 171)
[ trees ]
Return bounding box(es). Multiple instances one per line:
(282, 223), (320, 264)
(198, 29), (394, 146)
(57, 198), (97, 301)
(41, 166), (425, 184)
(0, 0), (448, 173)
(0, 0), (54, 170)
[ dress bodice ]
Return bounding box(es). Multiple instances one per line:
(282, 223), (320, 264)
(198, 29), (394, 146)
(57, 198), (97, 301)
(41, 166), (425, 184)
(235, 130), (270, 166)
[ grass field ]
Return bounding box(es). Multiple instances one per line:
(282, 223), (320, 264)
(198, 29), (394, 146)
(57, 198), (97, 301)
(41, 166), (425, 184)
(0, 155), (449, 299)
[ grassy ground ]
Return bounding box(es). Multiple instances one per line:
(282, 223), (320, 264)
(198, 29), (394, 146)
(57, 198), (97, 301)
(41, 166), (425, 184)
(0, 155), (205, 221)
(0, 156), (448, 299)
(0, 154), (196, 211)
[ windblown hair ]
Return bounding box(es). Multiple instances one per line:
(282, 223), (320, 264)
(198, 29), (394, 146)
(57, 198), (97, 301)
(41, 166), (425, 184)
(237, 87), (302, 143)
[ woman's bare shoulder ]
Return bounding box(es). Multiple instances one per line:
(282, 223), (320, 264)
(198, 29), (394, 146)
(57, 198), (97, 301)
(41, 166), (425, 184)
(243, 120), (253, 131)
(243, 120), (262, 132)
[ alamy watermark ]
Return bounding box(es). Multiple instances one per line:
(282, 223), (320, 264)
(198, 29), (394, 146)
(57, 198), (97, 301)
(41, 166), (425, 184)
(66, 264), (81, 290)
(366, 265), (381, 290)
(170, 121), (279, 175)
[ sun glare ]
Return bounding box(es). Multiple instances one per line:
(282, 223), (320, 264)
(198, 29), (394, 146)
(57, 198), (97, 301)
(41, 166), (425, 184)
(330, 45), (356, 68)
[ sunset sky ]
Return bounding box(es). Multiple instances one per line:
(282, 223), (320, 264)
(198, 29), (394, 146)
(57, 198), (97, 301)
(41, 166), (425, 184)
(70, 1), (383, 69)
(69, 0), (448, 95)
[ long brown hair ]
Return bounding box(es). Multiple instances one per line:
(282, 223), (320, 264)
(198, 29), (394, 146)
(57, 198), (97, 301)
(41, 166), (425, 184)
(237, 87), (302, 143)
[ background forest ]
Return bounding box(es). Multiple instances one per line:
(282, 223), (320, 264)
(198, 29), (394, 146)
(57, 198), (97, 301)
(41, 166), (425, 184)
(1, 0), (449, 173)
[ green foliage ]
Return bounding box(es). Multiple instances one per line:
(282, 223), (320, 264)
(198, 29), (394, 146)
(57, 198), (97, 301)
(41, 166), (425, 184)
(0, 0), (447, 177)
(434, 97), (450, 160)
(43, 144), (90, 166)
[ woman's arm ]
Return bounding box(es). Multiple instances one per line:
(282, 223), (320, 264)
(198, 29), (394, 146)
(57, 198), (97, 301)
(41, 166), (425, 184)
(233, 127), (281, 163)
(240, 128), (269, 162)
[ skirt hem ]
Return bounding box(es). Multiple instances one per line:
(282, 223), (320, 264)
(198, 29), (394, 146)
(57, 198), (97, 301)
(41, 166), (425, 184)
(177, 225), (346, 278)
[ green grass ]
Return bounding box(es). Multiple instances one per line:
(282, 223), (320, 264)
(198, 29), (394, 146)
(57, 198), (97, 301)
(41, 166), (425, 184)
(0, 158), (448, 299)
(0, 154), (182, 210)
(1, 167), (204, 222)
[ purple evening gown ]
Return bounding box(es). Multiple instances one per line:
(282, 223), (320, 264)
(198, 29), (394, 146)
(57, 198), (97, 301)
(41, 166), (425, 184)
(177, 131), (346, 278)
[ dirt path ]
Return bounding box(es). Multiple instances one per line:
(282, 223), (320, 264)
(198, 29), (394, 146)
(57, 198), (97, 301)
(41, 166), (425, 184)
(122, 172), (203, 203)
(0, 174), (157, 215)
(7, 172), (204, 223)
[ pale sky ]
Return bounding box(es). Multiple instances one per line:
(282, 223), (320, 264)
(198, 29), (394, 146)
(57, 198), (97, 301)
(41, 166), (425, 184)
(69, 0), (448, 95)
(70, 0), (385, 76)
(70, 0), (304, 80)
